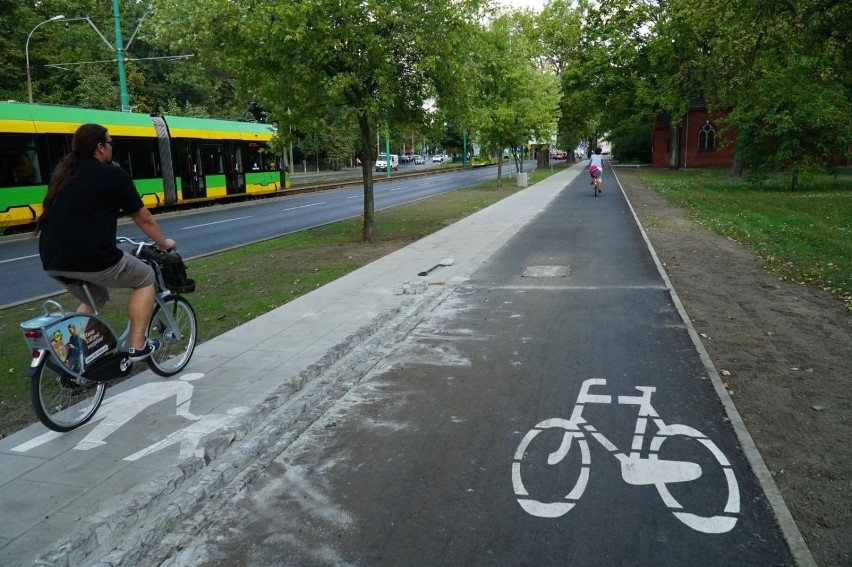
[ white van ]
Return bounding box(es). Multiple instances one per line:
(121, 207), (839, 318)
(375, 153), (399, 171)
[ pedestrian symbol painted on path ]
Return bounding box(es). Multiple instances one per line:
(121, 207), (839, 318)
(11, 372), (247, 464)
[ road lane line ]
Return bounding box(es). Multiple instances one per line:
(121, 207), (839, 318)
(282, 202), (325, 212)
(181, 215), (253, 230)
(0, 253), (39, 264)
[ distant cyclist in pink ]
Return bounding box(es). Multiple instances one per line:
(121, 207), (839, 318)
(589, 147), (604, 193)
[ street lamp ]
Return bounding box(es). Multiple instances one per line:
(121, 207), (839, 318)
(26, 15), (66, 103)
(25, 13), (128, 109)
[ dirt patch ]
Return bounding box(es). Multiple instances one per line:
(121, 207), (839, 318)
(616, 168), (851, 567)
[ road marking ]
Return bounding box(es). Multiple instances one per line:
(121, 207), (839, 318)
(282, 202), (325, 211)
(12, 372), (208, 456)
(0, 253), (39, 264)
(513, 378), (740, 534)
(181, 215), (252, 230)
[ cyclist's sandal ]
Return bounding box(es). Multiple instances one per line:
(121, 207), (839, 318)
(128, 339), (161, 361)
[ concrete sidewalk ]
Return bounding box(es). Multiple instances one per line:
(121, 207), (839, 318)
(0, 164), (574, 566)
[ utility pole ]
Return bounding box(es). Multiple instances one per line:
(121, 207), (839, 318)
(112, 0), (130, 111)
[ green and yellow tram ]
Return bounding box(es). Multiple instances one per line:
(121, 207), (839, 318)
(0, 102), (289, 230)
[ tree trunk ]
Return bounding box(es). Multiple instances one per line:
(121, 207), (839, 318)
(496, 152), (503, 189)
(358, 114), (375, 243)
(730, 152), (744, 178)
(791, 172), (799, 191)
(669, 126), (680, 169)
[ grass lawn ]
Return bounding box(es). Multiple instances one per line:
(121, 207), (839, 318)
(635, 168), (852, 311)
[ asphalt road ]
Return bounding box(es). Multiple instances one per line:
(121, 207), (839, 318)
(0, 162), (532, 308)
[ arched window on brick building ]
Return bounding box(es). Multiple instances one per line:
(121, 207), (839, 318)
(698, 121), (716, 151)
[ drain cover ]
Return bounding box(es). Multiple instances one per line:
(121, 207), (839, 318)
(522, 265), (569, 278)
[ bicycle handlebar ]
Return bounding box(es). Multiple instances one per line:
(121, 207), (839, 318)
(116, 236), (176, 255)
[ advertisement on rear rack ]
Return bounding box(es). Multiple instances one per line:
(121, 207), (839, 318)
(45, 316), (116, 373)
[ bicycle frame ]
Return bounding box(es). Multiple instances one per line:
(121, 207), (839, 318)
(550, 379), (703, 486)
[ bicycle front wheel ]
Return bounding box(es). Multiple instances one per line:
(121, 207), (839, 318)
(31, 359), (106, 432)
(652, 426), (740, 534)
(146, 295), (197, 377)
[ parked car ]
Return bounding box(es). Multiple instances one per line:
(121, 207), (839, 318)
(414, 154), (425, 165)
(432, 154), (444, 163)
(400, 154), (415, 164)
(375, 153), (399, 171)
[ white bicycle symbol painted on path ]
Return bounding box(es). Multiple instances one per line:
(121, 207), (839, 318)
(512, 379), (740, 534)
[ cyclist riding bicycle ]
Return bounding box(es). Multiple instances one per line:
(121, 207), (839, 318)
(35, 123), (176, 362)
(589, 147), (604, 193)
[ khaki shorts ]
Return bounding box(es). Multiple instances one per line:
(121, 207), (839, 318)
(46, 252), (155, 306)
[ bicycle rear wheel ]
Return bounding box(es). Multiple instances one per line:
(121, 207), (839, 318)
(512, 418), (590, 518)
(31, 359), (106, 432)
(146, 295), (197, 376)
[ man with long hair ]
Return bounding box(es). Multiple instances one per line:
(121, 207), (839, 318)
(36, 123), (176, 361)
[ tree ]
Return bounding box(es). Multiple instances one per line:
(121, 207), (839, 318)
(690, 0), (852, 188)
(554, 0), (850, 186)
(471, 11), (559, 184)
(533, 0), (586, 77)
(151, 0), (484, 242)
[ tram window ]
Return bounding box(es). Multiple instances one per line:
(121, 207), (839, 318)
(45, 134), (71, 177)
(261, 151), (279, 171)
(242, 141), (264, 172)
(202, 143), (224, 174)
(0, 134), (44, 188)
(115, 138), (160, 179)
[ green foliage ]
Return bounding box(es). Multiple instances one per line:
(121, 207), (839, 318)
(73, 68), (120, 109)
(151, 0), (484, 241)
(694, 0), (852, 188)
(534, 0), (584, 76)
(2, 1), (238, 116)
(550, 0), (850, 186)
(610, 122), (652, 163)
(469, 12), (559, 173)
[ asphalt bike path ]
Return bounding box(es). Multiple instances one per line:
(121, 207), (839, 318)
(0, 163), (810, 565)
(137, 166), (800, 565)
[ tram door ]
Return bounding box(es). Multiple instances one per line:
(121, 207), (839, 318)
(224, 140), (245, 195)
(175, 139), (206, 199)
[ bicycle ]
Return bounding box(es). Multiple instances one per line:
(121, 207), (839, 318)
(512, 378), (740, 534)
(20, 237), (198, 432)
(590, 165), (602, 197)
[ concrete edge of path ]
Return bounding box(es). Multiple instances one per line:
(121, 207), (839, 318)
(612, 167), (816, 567)
(34, 166), (582, 566)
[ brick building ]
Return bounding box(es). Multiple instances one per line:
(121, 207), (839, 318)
(652, 103), (735, 169)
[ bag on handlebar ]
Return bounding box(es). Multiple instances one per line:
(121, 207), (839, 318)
(135, 247), (196, 293)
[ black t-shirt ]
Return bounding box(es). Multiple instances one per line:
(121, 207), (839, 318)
(39, 157), (143, 272)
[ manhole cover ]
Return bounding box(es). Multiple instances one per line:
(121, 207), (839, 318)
(522, 265), (570, 278)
